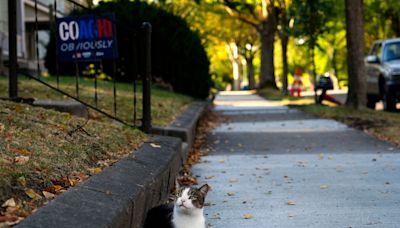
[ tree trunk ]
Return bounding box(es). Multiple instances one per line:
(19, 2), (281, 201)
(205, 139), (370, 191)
(259, 16), (277, 89)
(391, 15), (400, 37)
(0, 47), (3, 76)
(345, 0), (367, 109)
(245, 56), (255, 89)
(331, 48), (338, 83)
(311, 46), (318, 102)
(226, 42), (241, 90)
(281, 34), (289, 95)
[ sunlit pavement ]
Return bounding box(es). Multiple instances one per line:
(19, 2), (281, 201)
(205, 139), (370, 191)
(192, 91), (400, 228)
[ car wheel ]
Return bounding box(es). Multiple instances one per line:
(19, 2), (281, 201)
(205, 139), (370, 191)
(366, 95), (376, 109)
(383, 91), (396, 111)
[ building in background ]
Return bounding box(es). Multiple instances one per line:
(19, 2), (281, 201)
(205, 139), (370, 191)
(0, 0), (92, 75)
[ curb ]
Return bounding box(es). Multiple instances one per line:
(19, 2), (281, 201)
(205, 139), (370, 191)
(152, 101), (210, 154)
(17, 101), (209, 228)
(18, 136), (182, 228)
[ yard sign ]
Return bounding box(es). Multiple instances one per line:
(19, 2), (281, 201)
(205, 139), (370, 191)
(56, 13), (118, 62)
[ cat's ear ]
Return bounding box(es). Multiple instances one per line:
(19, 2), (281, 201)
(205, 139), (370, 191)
(198, 184), (210, 195)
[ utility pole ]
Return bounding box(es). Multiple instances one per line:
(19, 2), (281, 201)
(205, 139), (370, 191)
(8, 0), (18, 98)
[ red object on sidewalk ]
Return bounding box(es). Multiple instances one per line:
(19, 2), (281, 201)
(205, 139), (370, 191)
(290, 67), (303, 97)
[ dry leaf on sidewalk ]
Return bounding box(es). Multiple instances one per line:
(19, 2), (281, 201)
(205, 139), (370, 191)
(320, 184), (329, 189)
(150, 143), (161, 148)
(287, 200), (296, 205)
(243, 213), (253, 219)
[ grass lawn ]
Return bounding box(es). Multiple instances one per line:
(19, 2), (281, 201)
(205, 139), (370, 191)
(0, 75), (194, 126)
(0, 75), (193, 224)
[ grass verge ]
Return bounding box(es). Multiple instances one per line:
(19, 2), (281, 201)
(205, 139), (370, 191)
(0, 100), (146, 224)
(300, 105), (400, 147)
(0, 75), (194, 126)
(0, 75), (194, 225)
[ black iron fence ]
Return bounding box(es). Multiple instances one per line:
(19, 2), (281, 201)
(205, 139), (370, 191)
(6, 0), (152, 133)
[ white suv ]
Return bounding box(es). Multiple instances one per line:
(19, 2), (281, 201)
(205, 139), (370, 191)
(365, 38), (400, 111)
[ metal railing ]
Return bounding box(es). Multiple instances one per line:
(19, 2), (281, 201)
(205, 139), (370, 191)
(6, 0), (152, 133)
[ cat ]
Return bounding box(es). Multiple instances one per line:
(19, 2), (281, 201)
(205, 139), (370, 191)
(144, 183), (210, 228)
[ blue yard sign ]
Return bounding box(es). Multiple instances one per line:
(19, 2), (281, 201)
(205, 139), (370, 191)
(56, 13), (118, 62)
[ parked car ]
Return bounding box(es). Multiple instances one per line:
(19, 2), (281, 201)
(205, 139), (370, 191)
(365, 38), (400, 111)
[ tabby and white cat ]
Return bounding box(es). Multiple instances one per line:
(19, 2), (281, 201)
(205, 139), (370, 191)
(144, 184), (210, 228)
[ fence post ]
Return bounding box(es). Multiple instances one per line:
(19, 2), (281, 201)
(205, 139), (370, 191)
(141, 22), (152, 133)
(8, 0), (18, 98)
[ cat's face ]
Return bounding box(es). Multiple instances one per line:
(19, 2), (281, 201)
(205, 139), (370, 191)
(174, 184), (210, 212)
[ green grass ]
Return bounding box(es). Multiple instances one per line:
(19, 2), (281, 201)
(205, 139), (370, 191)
(301, 105), (400, 147)
(0, 99), (146, 218)
(0, 75), (194, 222)
(0, 75), (193, 126)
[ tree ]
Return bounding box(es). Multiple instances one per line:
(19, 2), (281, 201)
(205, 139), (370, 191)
(290, 0), (331, 100)
(238, 28), (259, 90)
(277, 0), (291, 95)
(46, 1), (211, 98)
(159, 0), (259, 90)
(345, 0), (366, 109)
(219, 0), (278, 89)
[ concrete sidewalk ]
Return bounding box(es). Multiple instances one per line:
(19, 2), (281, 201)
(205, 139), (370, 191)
(192, 91), (400, 228)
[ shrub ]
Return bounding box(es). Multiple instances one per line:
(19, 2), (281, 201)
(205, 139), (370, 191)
(45, 1), (211, 99)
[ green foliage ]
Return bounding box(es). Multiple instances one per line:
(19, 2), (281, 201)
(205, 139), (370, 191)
(45, 1), (211, 99)
(290, 0), (332, 47)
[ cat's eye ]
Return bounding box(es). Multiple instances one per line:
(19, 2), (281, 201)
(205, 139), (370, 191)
(190, 196), (198, 200)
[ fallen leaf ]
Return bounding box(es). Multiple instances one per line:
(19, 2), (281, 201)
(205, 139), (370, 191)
(212, 213), (221, 219)
(150, 143), (161, 148)
(205, 176), (214, 180)
(14, 156), (29, 165)
(0, 215), (19, 223)
(319, 153), (324, 160)
(11, 148), (31, 155)
(53, 185), (63, 192)
(336, 166), (344, 172)
(320, 184), (329, 189)
(25, 188), (41, 199)
(229, 178), (238, 183)
(2, 198), (16, 208)
(42, 191), (55, 199)
(219, 160), (225, 164)
(287, 200), (296, 205)
(227, 192), (235, 196)
(15, 104), (22, 113)
(243, 213), (253, 219)
(88, 167), (102, 174)
(17, 176), (26, 187)
(288, 213), (296, 219)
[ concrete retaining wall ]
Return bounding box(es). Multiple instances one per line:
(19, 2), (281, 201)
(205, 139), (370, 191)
(17, 101), (209, 228)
